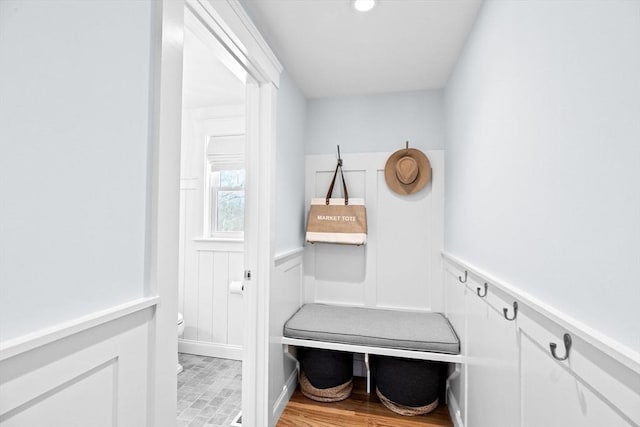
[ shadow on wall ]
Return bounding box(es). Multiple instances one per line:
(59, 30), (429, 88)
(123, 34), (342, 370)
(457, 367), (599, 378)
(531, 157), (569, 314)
(314, 244), (366, 282)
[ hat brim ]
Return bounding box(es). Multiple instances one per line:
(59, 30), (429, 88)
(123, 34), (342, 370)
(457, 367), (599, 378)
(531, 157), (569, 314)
(384, 148), (431, 195)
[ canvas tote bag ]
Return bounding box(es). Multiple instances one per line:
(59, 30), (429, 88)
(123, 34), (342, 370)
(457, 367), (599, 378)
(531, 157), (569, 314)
(306, 161), (367, 245)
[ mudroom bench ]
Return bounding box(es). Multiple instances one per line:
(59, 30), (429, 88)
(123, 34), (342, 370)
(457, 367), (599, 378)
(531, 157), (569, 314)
(282, 303), (463, 392)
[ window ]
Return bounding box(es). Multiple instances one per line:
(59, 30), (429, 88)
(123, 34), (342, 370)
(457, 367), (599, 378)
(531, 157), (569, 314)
(206, 135), (245, 239)
(211, 169), (245, 233)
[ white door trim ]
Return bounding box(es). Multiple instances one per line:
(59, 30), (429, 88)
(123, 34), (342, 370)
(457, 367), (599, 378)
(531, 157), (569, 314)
(151, 1), (281, 426)
(147, 1), (184, 425)
(246, 80), (279, 426)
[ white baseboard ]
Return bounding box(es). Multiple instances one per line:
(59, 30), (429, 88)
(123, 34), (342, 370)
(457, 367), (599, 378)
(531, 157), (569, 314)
(447, 388), (465, 427)
(178, 339), (242, 360)
(272, 366), (299, 424)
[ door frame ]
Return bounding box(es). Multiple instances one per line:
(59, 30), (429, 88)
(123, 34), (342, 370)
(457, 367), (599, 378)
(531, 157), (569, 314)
(150, 1), (281, 425)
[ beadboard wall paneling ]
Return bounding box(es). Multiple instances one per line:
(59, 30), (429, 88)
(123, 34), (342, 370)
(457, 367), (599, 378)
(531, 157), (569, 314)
(304, 152), (444, 312)
(178, 231), (244, 359)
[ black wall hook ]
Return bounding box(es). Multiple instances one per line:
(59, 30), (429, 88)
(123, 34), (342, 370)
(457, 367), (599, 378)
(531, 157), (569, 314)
(458, 270), (468, 283)
(550, 333), (572, 361)
(503, 301), (518, 321)
(477, 283), (488, 298)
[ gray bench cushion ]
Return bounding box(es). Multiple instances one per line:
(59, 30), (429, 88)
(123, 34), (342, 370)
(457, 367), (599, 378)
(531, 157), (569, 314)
(284, 304), (460, 355)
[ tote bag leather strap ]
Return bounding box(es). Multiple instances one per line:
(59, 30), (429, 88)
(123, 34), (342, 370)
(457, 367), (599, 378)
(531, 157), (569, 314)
(325, 161), (349, 205)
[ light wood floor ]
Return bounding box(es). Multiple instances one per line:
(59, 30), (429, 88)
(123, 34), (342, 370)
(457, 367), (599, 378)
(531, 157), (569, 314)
(277, 377), (453, 427)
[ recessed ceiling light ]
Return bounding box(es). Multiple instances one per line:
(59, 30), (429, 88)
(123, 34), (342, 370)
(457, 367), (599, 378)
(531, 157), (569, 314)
(353, 0), (376, 13)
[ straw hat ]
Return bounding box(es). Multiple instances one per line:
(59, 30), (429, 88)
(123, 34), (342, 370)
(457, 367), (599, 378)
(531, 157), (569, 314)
(384, 145), (431, 195)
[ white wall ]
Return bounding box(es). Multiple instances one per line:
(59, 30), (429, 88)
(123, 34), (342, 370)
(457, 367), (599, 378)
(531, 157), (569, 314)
(0, 1), (152, 341)
(274, 71), (307, 253)
(306, 90), (444, 154)
(444, 0), (640, 353)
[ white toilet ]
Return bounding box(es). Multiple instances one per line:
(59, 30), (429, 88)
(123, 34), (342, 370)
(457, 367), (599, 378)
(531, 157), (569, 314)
(177, 312), (185, 374)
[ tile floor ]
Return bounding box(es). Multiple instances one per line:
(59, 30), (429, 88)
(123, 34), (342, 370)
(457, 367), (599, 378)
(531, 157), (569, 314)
(177, 353), (242, 427)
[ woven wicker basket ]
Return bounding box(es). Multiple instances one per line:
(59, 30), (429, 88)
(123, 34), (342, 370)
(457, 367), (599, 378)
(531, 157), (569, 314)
(374, 355), (444, 416)
(376, 387), (439, 416)
(299, 371), (353, 402)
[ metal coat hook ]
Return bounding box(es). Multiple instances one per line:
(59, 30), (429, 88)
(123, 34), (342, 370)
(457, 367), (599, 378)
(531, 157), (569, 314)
(503, 301), (518, 321)
(550, 333), (572, 361)
(477, 283), (488, 298)
(458, 270), (468, 283)
(336, 145), (343, 167)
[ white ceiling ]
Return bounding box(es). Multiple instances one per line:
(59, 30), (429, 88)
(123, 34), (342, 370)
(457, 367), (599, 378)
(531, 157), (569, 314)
(241, 0), (482, 99)
(182, 27), (245, 109)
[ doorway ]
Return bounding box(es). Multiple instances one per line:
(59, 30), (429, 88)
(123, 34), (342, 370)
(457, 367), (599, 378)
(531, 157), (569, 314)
(177, 9), (248, 426)
(153, 0), (280, 424)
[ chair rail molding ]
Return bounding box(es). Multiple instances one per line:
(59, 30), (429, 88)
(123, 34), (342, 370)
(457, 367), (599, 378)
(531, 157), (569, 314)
(0, 297), (159, 362)
(442, 251), (640, 373)
(274, 247), (305, 266)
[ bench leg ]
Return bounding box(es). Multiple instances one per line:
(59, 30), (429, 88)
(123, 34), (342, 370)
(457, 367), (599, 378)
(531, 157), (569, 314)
(364, 353), (371, 394)
(445, 363), (461, 404)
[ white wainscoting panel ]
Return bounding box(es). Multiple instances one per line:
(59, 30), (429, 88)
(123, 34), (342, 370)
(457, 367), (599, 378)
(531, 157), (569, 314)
(269, 250), (304, 426)
(227, 252), (245, 346)
(520, 332), (634, 427)
(179, 237), (244, 359)
(444, 269), (467, 427)
(443, 255), (640, 427)
(465, 278), (519, 427)
(198, 250), (217, 343)
(377, 170), (434, 310)
(2, 359), (116, 427)
(0, 305), (154, 427)
(180, 185), (198, 341)
(304, 152), (444, 312)
(518, 308), (640, 427)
